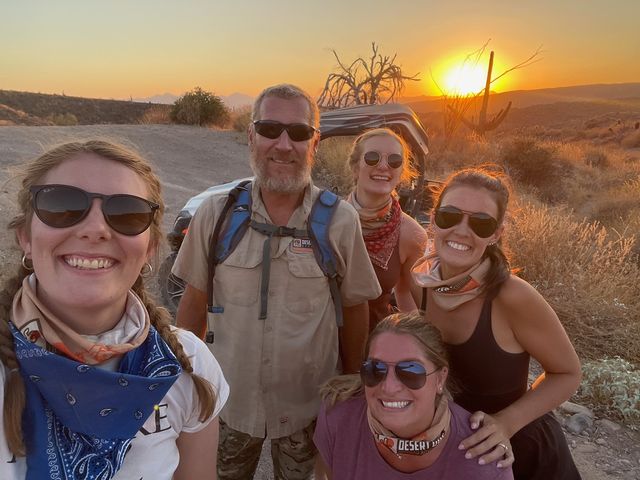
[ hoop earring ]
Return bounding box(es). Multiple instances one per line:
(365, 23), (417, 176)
(21, 254), (33, 271)
(140, 262), (153, 278)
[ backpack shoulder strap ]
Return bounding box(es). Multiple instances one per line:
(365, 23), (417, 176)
(206, 180), (252, 313)
(308, 189), (344, 326)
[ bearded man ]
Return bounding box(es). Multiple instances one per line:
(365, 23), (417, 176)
(173, 84), (381, 480)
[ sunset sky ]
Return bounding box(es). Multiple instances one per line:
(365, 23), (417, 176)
(2, 0), (638, 100)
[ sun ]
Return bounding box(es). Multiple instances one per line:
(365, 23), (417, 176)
(442, 63), (487, 96)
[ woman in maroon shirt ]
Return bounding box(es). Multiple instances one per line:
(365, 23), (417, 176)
(346, 128), (427, 331)
(313, 312), (514, 479)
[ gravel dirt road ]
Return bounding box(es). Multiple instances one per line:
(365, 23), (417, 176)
(1, 125), (637, 479)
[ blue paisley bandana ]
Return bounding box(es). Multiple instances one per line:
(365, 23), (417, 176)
(11, 322), (181, 480)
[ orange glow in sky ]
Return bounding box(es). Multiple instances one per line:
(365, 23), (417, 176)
(1, 1), (639, 100)
(429, 51), (512, 97)
(443, 64), (488, 96)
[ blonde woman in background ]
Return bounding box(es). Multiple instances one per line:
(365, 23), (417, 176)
(347, 128), (428, 331)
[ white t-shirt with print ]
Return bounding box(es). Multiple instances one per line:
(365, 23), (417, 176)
(0, 328), (229, 480)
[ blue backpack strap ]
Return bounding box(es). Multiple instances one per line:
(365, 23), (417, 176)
(205, 180), (252, 342)
(215, 182), (252, 263)
(308, 189), (343, 327)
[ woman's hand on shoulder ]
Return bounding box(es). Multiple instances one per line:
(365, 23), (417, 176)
(459, 410), (514, 469)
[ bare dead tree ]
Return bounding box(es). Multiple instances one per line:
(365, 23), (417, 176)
(318, 42), (420, 109)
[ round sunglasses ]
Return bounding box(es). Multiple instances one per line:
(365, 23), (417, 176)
(362, 150), (403, 169)
(434, 205), (498, 238)
(360, 359), (438, 390)
(253, 120), (317, 142)
(30, 184), (159, 236)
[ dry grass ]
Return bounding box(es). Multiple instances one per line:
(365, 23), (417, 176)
(507, 202), (639, 364)
(138, 105), (171, 124)
(314, 136), (355, 196)
(230, 106), (252, 133)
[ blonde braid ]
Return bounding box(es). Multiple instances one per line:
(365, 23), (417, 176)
(132, 278), (216, 421)
(0, 266), (31, 456)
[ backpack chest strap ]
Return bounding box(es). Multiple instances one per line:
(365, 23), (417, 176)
(249, 220), (308, 319)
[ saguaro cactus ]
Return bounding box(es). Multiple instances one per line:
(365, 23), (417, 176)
(459, 51), (512, 136)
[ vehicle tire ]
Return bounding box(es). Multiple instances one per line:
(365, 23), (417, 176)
(158, 252), (185, 314)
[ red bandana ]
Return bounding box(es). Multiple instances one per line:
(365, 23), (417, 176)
(362, 198), (402, 269)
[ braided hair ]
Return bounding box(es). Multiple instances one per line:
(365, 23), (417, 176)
(0, 140), (216, 456)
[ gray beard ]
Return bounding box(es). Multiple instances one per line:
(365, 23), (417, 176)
(250, 154), (313, 194)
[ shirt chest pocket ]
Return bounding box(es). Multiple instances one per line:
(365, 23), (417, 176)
(214, 245), (262, 307)
(285, 251), (331, 314)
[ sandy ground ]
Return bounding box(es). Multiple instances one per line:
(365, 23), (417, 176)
(0, 125), (637, 479)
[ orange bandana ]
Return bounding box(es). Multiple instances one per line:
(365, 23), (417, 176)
(11, 274), (150, 364)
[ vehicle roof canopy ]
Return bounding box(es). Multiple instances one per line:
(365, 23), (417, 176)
(319, 104), (429, 163)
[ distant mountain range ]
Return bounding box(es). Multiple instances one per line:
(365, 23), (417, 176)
(402, 83), (640, 114)
(2, 83), (638, 128)
(134, 92), (254, 109)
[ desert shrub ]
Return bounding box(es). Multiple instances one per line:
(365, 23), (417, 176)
(170, 87), (229, 126)
(499, 137), (566, 203)
(49, 112), (78, 126)
(313, 136), (355, 196)
(507, 202), (640, 364)
(231, 106), (252, 133)
(574, 357), (640, 427)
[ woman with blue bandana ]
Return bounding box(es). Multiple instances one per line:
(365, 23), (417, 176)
(0, 140), (229, 480)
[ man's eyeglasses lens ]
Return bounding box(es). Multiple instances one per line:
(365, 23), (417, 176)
(360, 359), (430, 390)
(30, 184), (159, 236)
(253, 120), (316, 142)
(434, 206), (498, 238)
(363, 151), (403, 169)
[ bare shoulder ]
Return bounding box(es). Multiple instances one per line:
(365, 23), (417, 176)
(400, 212), (427, 249)
(494, 275), (557, 324)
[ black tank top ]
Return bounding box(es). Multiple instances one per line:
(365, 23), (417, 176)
(445, 296), (530, 414)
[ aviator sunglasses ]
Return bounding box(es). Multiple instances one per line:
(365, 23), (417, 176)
(363, 150), (403, 169)
(360, 359), (438, 390)
(434, 205), (498, 239)
(30, 184), (159, 236)
(253, 120), (317, 142)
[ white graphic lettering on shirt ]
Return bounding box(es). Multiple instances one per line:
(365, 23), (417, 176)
(290, 238), (313, 254)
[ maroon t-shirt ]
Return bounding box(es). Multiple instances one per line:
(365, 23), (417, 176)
(314, 395), (514, 479)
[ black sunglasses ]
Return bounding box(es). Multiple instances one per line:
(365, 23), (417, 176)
(363, 150), (403, 169)
(434, 205), (498, 239)
(253, 120), (317, 142)
(30, 184), (159, 236)
(361, 359), (437, 390)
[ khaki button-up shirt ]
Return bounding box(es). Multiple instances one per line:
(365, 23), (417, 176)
(173, 182), (381, 438)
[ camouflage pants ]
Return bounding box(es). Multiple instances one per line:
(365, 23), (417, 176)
(217, 419), (317, 480)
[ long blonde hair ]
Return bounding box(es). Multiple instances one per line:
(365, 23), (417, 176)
(0, 140), (216, 456)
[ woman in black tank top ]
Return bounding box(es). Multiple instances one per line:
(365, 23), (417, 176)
(411, 167), (582, 480)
